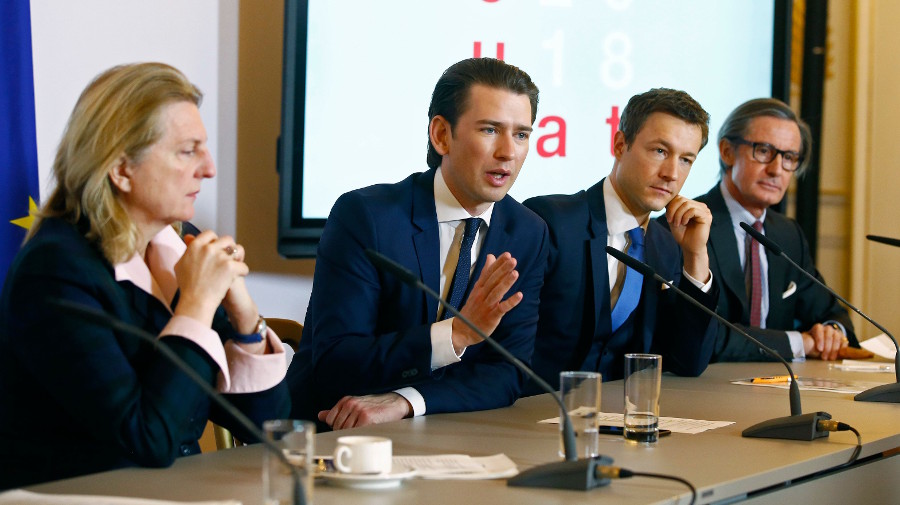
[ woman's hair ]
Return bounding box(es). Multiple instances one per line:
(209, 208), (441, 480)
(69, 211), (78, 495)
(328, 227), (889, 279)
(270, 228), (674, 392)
(30, 62), (202, 264)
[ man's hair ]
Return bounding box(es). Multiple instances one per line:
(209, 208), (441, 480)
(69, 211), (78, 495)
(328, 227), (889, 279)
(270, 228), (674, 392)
(31, 62), (202, 264)
(426, 58), (539, 169)
(618, 88), (710, 151)
(717, 97), (812, 176)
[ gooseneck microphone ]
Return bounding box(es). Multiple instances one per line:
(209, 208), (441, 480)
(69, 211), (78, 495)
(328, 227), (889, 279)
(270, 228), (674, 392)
(605, 246), (832, 441)
(744, 223), (900, 403)
(363, 249), (611, 490)
(48, 299), (307, 505)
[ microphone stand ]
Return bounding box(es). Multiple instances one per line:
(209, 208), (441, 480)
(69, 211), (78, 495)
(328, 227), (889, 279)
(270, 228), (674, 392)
(364, 249), (615, 491)
(744, 223), (900, 403)
(605, 247), (831, 441)
(49, 299), (307, 505)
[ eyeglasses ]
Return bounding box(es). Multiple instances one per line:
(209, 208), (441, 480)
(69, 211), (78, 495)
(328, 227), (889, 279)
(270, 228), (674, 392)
(726, 137), (803, 172)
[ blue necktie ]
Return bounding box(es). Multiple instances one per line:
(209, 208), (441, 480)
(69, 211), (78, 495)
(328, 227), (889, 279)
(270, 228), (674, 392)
(610, 227), (645, 331)
(442, 218), (482, 320)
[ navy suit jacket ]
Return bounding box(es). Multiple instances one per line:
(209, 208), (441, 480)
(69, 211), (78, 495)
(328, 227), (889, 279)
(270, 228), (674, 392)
(0, 218), (290, 490)
(287, 169), (549, 421)
(522, 179), (718, 393)
(695, 185), (857, 362)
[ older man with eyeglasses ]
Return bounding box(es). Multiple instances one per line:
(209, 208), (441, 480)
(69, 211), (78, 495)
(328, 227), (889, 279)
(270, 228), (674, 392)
(686, 98), (859, 362)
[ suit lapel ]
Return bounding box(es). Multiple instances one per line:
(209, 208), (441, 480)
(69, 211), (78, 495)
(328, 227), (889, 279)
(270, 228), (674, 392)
(411, 171), (441, 322)
(586, 181), (612, 336)
(705, 187), (750, 316)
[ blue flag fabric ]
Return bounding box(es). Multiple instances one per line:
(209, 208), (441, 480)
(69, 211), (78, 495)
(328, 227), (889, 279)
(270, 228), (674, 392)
(1, 0), (40, 286)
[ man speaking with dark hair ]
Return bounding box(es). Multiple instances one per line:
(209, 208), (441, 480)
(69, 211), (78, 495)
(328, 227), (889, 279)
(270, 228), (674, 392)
(523, 88), (719, 394)
(287, 58), (548, 429)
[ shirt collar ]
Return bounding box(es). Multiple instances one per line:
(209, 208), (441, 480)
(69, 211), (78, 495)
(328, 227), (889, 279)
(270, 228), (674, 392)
(114, 225), (186, 307)
(719, 178), (766, 228)
(433, 167), (494, 226)
(603, 178), (645, 236)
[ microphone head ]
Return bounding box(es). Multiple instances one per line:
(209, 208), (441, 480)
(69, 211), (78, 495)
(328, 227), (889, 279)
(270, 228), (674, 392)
(866, 234), (900, 248)
(604, 245), (655, 277)
(740, 221), (783, 255)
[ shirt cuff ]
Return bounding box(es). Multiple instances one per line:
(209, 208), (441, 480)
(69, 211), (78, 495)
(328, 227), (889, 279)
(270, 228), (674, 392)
(682, 268), (714, 293)
(394, 387), (426, 417)
(787, 330), (806, 360)
(824, 320), (847, 337)
(159, 316), (287, 393)
(221, 328), (287, 394)
(430, 317), (463, 370)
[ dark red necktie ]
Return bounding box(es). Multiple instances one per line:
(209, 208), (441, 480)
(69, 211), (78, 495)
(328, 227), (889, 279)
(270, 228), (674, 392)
(747, 220), (764, 327)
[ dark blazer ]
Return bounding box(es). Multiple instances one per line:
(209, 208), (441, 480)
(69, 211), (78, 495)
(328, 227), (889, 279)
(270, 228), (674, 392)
(522, 179), (718, 393)
(695, 184), (857, 362)
(287, 169), (549, 421)
(0, 218), (290, 490)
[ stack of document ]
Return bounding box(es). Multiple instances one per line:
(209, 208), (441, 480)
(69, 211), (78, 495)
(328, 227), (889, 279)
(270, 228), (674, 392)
(860, 334), (897, 360)
(538, 409), (734, 434)
(392, 454), (518, 480)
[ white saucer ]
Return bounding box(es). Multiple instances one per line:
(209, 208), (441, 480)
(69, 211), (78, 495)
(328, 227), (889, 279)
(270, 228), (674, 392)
(320, 465), (416, 490)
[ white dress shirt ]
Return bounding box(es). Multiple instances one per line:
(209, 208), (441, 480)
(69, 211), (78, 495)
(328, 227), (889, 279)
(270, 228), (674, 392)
(395, 168), (493, 416)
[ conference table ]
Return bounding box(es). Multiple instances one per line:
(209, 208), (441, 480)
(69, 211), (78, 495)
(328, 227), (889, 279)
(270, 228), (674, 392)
(28, 361), (900, 504)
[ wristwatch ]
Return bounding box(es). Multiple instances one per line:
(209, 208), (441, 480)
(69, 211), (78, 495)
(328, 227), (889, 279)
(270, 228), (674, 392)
(230, 316), (266, 344)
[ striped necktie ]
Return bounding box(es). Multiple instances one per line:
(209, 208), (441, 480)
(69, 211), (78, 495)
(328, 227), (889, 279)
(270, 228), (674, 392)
(442, 218), (482, 320)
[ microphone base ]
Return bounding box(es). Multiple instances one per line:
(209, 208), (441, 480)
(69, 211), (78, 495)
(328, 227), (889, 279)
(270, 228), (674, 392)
(854, 382), (900, 403)
(508, 455), (614, 490)
(742, 412), (831, 441)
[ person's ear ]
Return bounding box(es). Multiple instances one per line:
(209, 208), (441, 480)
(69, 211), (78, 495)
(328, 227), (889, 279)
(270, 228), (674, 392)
(107, 155), (134, 193)
(429, 115), (452, 156)
(612, 130), (627, 159)
(719, 138), (736, 170)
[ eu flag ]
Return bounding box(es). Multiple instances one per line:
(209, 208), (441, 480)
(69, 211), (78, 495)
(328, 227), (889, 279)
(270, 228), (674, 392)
(1, 0), (40, 285)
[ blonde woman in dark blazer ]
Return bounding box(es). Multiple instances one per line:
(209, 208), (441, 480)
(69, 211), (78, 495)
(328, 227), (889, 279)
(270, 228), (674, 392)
(0, 63), (289, 489)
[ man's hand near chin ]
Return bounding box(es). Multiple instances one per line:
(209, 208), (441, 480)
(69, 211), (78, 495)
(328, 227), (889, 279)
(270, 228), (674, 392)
(318, 393), (412, 430)
(665, 195), (713, 283)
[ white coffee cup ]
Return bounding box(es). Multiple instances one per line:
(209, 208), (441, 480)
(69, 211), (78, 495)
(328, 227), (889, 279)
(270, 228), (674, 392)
(333, 436), (392, 474)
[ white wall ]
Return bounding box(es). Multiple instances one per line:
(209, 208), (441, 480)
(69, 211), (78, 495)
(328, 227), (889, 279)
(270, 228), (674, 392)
(30, 0), (231, 233)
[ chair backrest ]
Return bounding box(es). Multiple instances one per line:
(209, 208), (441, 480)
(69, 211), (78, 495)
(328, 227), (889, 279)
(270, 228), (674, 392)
(212, 317), (303, 450)
(265, 317), (303, 351)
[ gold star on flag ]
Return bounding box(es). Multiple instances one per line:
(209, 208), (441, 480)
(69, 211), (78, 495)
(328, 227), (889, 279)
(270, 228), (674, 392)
(10, 196), (38, 230)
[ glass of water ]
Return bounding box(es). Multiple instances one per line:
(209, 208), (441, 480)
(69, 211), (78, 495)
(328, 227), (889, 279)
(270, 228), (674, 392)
(624, 354), (661, 444)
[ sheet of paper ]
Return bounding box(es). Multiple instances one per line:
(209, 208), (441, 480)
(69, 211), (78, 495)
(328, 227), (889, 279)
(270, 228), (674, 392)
(391, 454), (518, 480)
(860, 334), (897, 360)
(732, 376), (885, 394)
(0, 490), (239, 505)
(538, 410), (734, 434)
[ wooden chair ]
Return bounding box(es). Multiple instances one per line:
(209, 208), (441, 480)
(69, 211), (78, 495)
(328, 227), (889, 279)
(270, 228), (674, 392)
(264, 317), (303, 351)
(212, 318), (303, 450)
